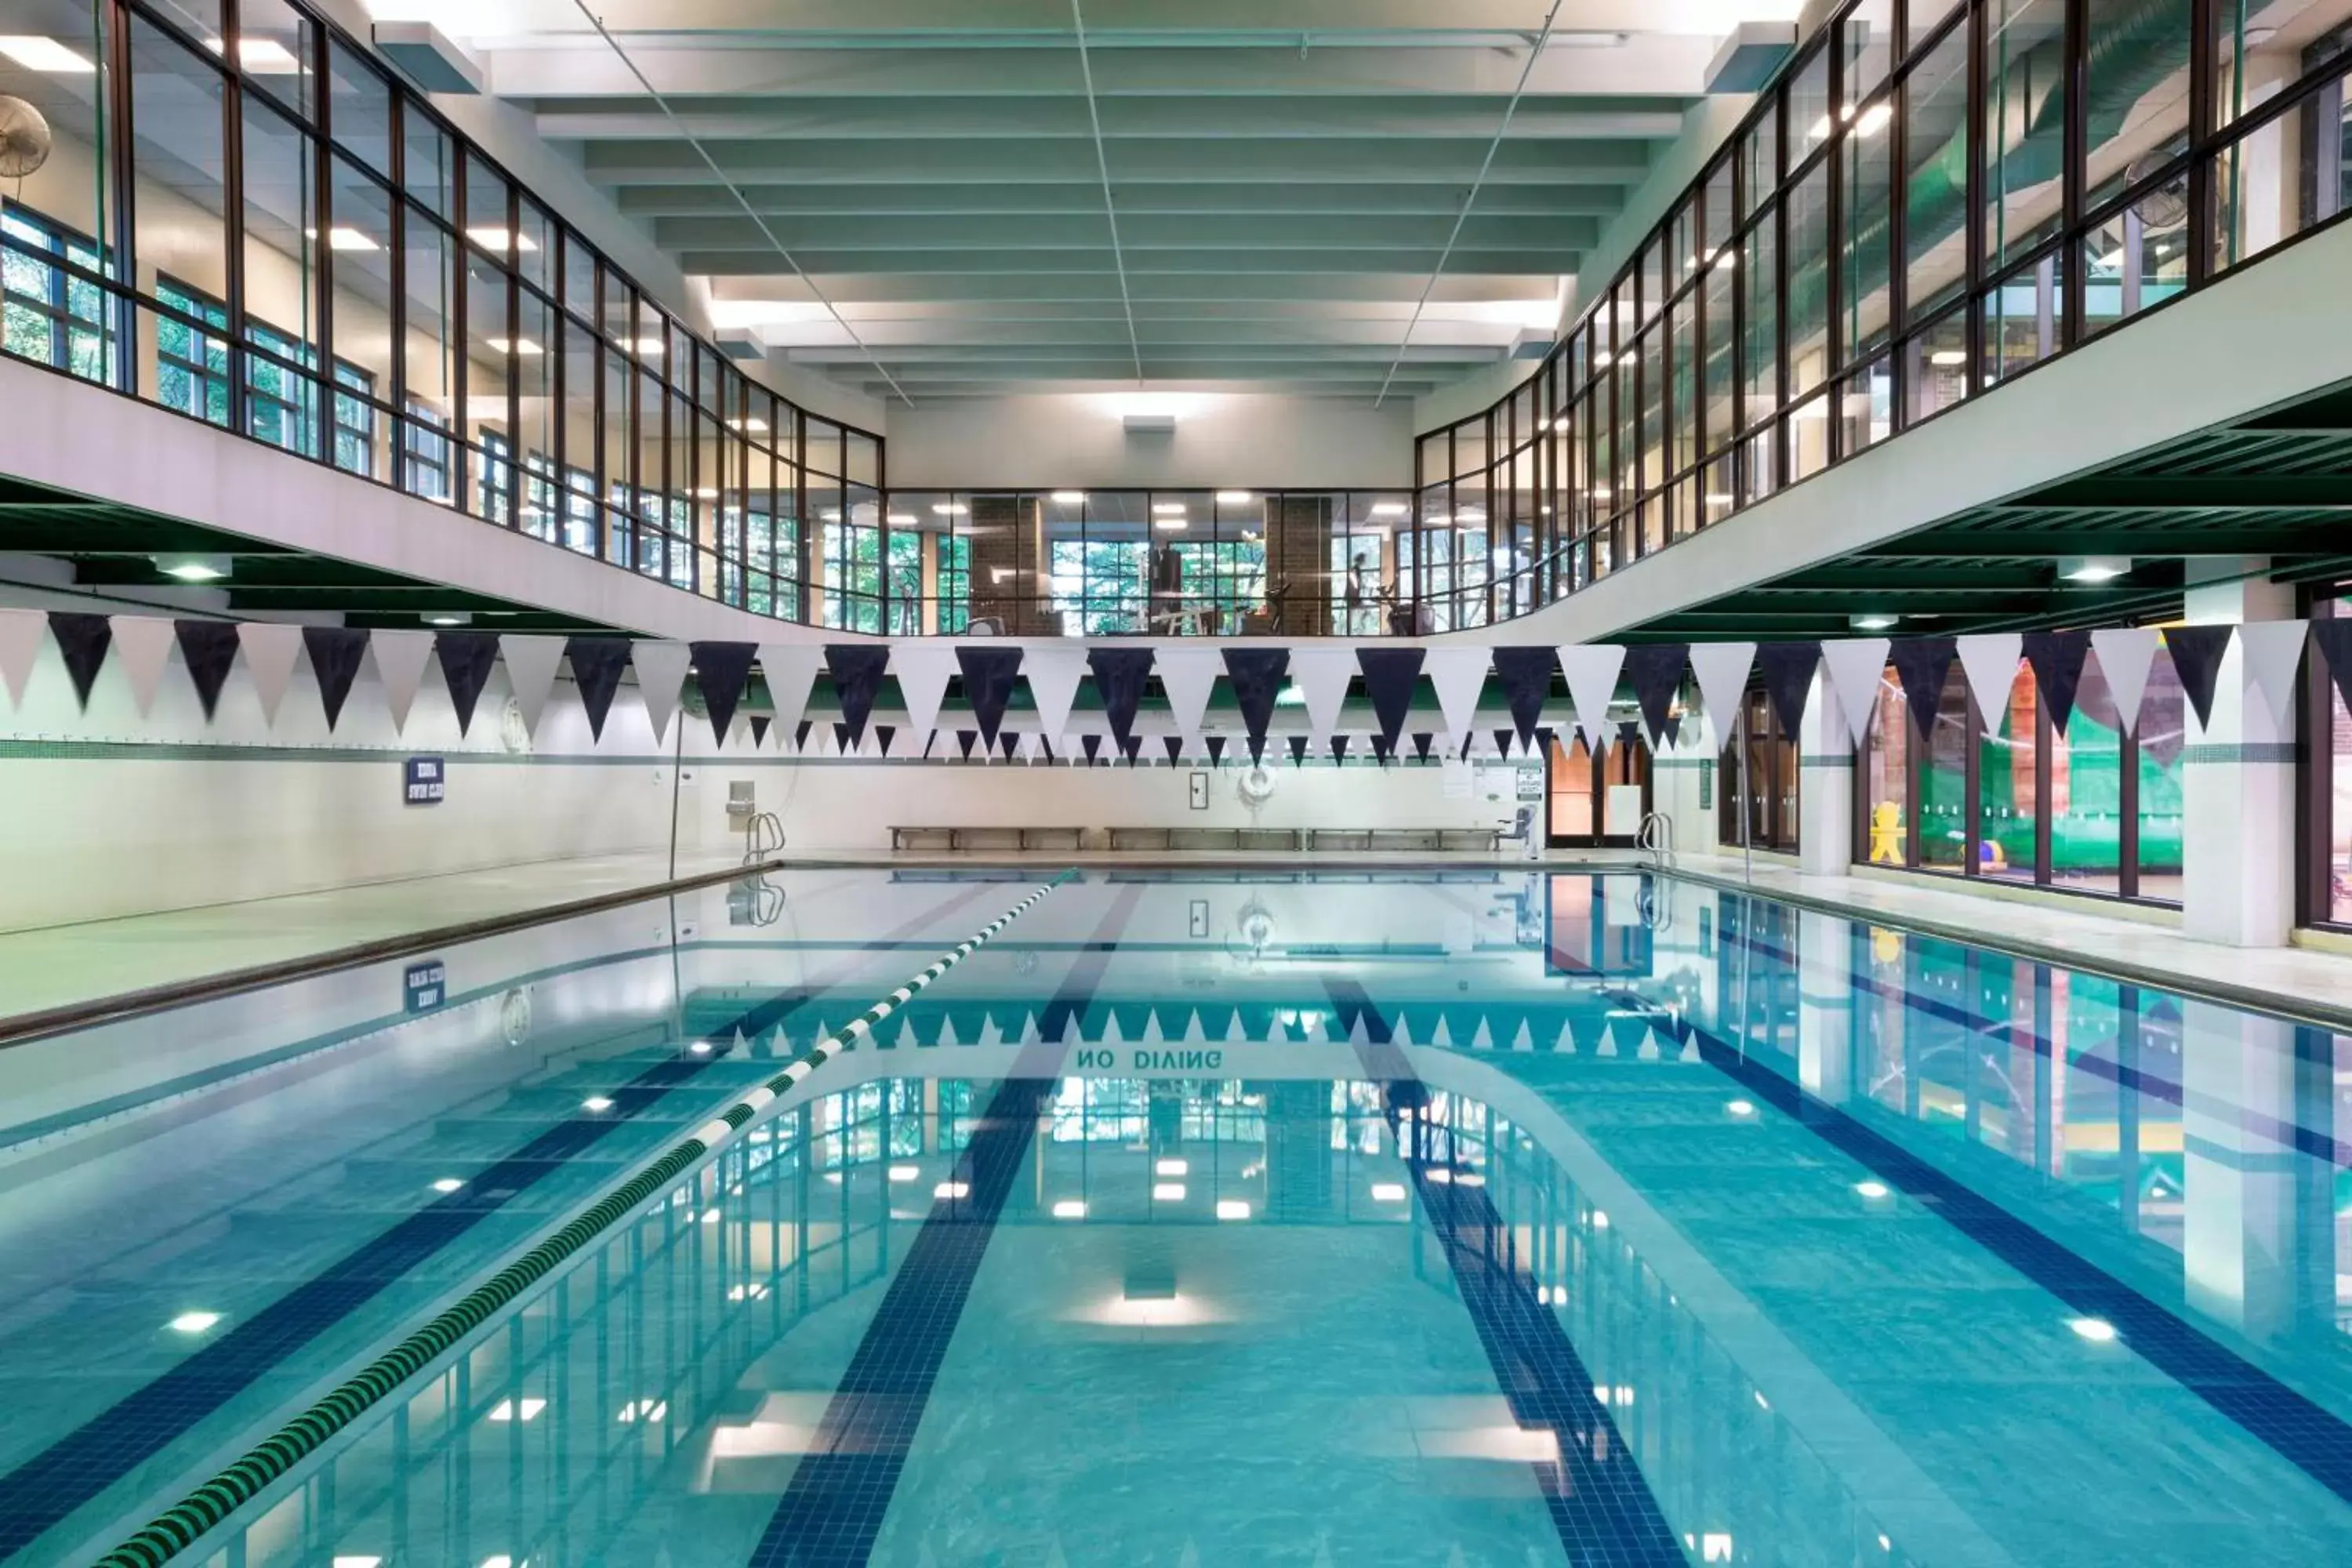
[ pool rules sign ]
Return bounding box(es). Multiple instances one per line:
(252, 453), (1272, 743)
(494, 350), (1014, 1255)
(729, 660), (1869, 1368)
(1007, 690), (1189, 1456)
(404, 756), (445, 805)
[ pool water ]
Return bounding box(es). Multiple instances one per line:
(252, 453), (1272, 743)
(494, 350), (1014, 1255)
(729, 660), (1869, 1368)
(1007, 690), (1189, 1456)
(2, 868), (2349, 1566)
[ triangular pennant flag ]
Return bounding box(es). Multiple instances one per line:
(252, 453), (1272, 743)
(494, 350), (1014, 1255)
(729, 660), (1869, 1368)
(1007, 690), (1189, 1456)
(1163, 734), (1184, 765)
(632, 641), (693, 742)
(1356, 647), (1425, 755)
(1082, 732), (1103, 765)
(565, 636), (633, 741)
(1287, 734), (1309, 767)
(1288, 646), (1356, 746)
(1120, 731), (1142, 766)
(1685, 641), (1755, 752)
(301, 626), (369, 731)
(369, 630), (436, 735)
(1023, 644), (1088, 746)
(501, 634), (568, 739)
(107, 615), (177, 717)
(1490, 647), (1556, 747)
(1817, 637), (1891, 749)
(48, 612), (111, 709)
(2164, 625), (2234, 733)
(2237, 621), (2308, 734)
(1888, 637), (1957, 739)
(1954, 633), (2024, 738)
(239, 622), (304, 726)
(1205, 734), (1229, 767)
(1222, 648), (1289, 764)
(1756, 642), (1820, 739)
(1329, 734), (1351, 765)
(796, 719), (815, 752)
(1493, 727), (1516, 759)
(1622, 644), (1688, 746)
(175, 620), (241, 720)
(1559, 644), (1627, 746)
(825, 644), (892, 748)
(1422, 646), (1491, 750)
(833, 720), (852, 753)
(876, 724), (897, 757)
(1182, 1010), (1207, 1044)
(1153, 647), (1221, 740)
(435, 630), (502, 736)
(0, 608), (48, 708)
(958, 728), (979, 760)
(1000, 731), (1020, 761)
(2020, 630), (2092, 736)
(691, 641), (760, 743)
(757, 643), (825, 750)
(1371, 733), (1394, 765)
(891, 641), (959, 742)
(2314, 621), (2352, 721)
(955, 645), (1024, 749)
(1412, 731), (1434, 763)
(750, 714), (771, 749)
(1087, 646), (1157, 753)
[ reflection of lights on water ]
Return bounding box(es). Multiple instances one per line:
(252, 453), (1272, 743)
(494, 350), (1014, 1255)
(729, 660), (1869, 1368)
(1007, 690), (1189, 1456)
(488, 1399), (545, 1423)
(1155, 1157), (1189, 1176)
(615, 1400), (667, 1423)
(887, 1164), (918, 1181)
(2069, 1317), (2118, 1342)
(1591, 1210), (1610, 1229)
(1726, 1099), (1757, 1117)
(1856, 1180), (1890, 1200)
(728, 1283), (769, 1301)
(1087, 1293), (1219, 1328)
(1052, 1199), (1087, 1219)
(1152, 1182), (1186, 1201)
(935, 1181), (970, 1200)
(1370, 1183), (1407, 1202)
(1216, 1200), (1251, 1221)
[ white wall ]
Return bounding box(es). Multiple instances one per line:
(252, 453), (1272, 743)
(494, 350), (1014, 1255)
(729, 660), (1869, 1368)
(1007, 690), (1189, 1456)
(884, 393), (1414, 490)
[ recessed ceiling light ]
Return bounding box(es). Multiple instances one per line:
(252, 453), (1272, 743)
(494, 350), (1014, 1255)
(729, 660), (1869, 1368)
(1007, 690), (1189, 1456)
(2061, 555), (2131, 583)
(1051, 1199), (1087, 1218)
(1216, 1199), (1252, 1220)
(887, 1164), (918, 1181)
(1851, 612), (1897, 632)
(932, 501), (970, 516)
(1215, 490), (1254, 504)
(631, 337), (664, 355)
(169, 1311), (222, 1334)
(205, 35), (300, 71)
(1154, 516), (1189, 531)
(887, 512), (918, 524)
(1151, 503), (1187, 516)
(935, 1180), (970, 1199)
(731, 416), (768, 432)
(156, 554), (231, 583)
(332, 1557), (385, 1568)
(1853, 102), (1892, 136)
(1051, 489), (1086, 504)
(486, 337), (543, 355)
(303, 226), (379, 252)
(691, 487), (719, 500)
(1152, 1182), (1185, 1201)
(1370, 501), (1409, 517)
(1929, 348), (1966, 366)
(488, 1398), (546, 1422)
(0, 34), (97, 71)
(426, 612), (471, 627)
(1155, 1158), (1189, 1176)
(1370, 1182), (1406, 1201)
(467, 227), (539, 253)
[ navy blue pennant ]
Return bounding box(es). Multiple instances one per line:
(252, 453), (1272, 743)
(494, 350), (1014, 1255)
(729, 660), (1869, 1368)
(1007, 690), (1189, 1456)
(1623, 644), (1688, 746)
(564, 636), (633, 741)
(876, 724), (897, 757)
(833, 721), (852, 753)
(48, 612), (110, 709)
(825, 644), (891, 748)
(2313, 621), (2352, 719)
(174, 620), (240, 720)
(1120, 731), (1143, 766)
(2021, 630), (2092, 736)
(1489, 646), (1555, 746)
(999, 731), (1019, 761)
(436, 631), (501, 736)
(958, 728), (979, 760)
(1356, 647), (1426, 755)
(691, 641), (759, 744)
(1412, 731), (1434, 763)
(1330, 735), (1351, 766)
(1082, 732), (1102, 765)
(1494, 727), (1516, 758)
(2164, 626), (2234, 733)
(1221, 648), (1289, 764)
(956, 645), (1025, 749)
(303, 626), (370, 731)
(1888, 636), (1957, 739)
(750, 714), (771, 748)
(795, 719), (813, 752)
(1087, 647), (1156, 753)
(1371, 735), (1394, 765)
(1756, 641), (1820, 740)
(1288, 734), (1310, 767)
(1163, 735), (1184, 765)
(1206, 734), (1229, 767)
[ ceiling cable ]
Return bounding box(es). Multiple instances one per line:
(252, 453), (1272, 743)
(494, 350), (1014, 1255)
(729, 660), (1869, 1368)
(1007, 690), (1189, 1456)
(1373, 0), (1565, 409)
(1070, 0), (1146, 385)
(571, 2), (916, 407)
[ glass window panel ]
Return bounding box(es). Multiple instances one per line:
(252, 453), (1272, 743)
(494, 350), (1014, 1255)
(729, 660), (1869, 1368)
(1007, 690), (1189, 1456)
(1841, 87), (1893, 365)
(463, 248), (513, 521)
(1742, 210), (1777, 422)
(2057, 657), (2126, 894)
(806, 416), (842, 477)
(514, 198), (554, 296)
(1982, 0), (2068, 274)
(233, 0), (314, 121)
(1791, 46), (1833, 162)
(2210, 85), (2343, 273)
(1903, 25), (1971, 326)
(130, 13), (230, 344)
(240, 100), (321, 431)
(2, 203), (114, 384)
(1982, 251), (2064, 385)
(1920, 662), (1970, 869)
(514, 289), (557, 535)
(463, 150), (512, 260)
(1844, 0), (1894, 106)
(154, 274), (230, 426)
(325, 34), (391, 176)
(1740, 100), (1781, 211)
(1980, 658), (2039, 882)
(1862, 663), (1909, 864)
(1786, 164), (1831, 396)
(1788, 394), (1831, 481)
(1906, 308), (1970, 424)
(403, 113), (453, 220)
(2082, 173), (2190, 336)
(2136, 647), (2185, 902)
(1837, 357), (1893, 459)
(1701, 244), (1737, 457)
(1908, 0), (1964, 52)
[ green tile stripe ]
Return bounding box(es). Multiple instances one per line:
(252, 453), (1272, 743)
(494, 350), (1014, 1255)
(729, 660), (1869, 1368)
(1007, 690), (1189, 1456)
(88, 869), (1079, 1568)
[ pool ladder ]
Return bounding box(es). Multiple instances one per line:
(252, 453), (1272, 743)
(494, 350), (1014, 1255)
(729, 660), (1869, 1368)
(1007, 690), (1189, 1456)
(1636, 811), (1675, 869)
(742, 810), (784, 864)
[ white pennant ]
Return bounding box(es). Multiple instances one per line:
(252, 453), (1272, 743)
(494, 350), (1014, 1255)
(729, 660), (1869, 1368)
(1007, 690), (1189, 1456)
(370, 630), (436, 735)
(2238, 621), (2309, 735)
(890, 641), (959, 739)
(501, 634), (568, 739)
(2089, 627), (2161, 738)
(1684, 642), (1756, 754)
(1954, 633), (2024, 738)
(0, 608), (45, 707)
(1558, 644), (1627, 746)
(237, 622), (304, 727)
(1423, 646), (1490, 749)
(632, 641), (693, 742)
(1154, 646), (1222, 738)
(1289, 646), (1356, 746)
(758, 643), (824, 745)
(1024, 644), (1087, 743)
(108, 615), (177, 717)
(1817, 637), (1892, 750)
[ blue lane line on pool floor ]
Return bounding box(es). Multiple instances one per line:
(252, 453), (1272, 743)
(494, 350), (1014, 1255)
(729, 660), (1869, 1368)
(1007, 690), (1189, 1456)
(748, 884), (1142, 1568)
(1602, 987), (2352, 1510)
(1326, 978), (1688, 1568)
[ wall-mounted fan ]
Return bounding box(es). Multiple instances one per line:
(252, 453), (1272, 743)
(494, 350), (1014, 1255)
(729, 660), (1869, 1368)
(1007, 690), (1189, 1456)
(0, 97), (54, 184)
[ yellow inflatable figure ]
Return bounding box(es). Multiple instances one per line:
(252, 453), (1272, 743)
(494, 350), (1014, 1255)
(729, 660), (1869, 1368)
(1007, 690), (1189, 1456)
(1868, 801), (1903, 863)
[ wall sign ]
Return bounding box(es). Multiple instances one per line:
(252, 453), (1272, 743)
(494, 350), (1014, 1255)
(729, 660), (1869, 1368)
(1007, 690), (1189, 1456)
(404, 959), (448, 1014)
(403, 755), (445, 804)
(1188, 770), (1209, 809)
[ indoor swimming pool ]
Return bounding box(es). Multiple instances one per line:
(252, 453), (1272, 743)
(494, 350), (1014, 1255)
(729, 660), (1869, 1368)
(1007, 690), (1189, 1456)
(2, 866), (2347, 1566)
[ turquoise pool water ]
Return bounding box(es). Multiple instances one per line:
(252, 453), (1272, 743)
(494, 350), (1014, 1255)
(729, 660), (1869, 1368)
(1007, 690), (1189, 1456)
(1, 868), (2347, 1566)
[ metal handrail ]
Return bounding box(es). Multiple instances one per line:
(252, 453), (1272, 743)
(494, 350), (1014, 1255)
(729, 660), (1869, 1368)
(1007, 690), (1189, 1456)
(1636, 811), (1675, 869)
(742, 810), (785, 862)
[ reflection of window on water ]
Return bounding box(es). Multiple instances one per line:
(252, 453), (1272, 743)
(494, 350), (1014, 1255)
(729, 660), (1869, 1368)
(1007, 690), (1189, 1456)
(1051, 1077), (1147, 1143)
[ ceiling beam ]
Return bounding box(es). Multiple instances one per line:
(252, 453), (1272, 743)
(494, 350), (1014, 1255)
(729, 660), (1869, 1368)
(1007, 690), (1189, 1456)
(652, 212), (1603, 252)
(537, 99), (1692, 142)
(621, 181), (1627, 217)
(1864, 527), (2342, 558)
(2006, 476), (2352, 509)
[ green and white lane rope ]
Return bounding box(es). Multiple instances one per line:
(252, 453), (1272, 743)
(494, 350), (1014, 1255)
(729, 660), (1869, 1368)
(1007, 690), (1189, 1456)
(91, 869), (1078, 1568)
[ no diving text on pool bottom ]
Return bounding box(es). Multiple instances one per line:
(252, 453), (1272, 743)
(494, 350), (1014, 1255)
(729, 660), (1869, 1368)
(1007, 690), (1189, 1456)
(1075, 1049), (1225, 1073)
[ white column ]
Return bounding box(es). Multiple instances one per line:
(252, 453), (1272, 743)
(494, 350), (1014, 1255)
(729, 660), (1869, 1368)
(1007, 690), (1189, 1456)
(1796, 910), (1853, 1102)
(2181, 561), (2296, 947)
(2181, 1000), (2298, 1338)
(1797, 668), (1853, 877)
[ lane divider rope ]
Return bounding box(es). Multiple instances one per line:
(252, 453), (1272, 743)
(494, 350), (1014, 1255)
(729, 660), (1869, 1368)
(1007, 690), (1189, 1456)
(90, 869), (1079, 1568)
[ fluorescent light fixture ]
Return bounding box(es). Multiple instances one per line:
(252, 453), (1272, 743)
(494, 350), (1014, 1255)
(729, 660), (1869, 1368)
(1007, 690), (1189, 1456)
(887, 512), (918, 524)
(819, 508), (841, 521)
(1592, 350), (1613, 368)
(1853, 102), (1892, 136)
(1856, 1180), (1890, 1200)
(1051, 489), (1087, 504)
(2068, 1317), (2118, 1342)
(1051, 1199), (1087, 1219)
(1371, 1182), (1407, 1202)
(0, 34), (96, 71)
(1454, 1171), (1486, 1187)
(1370, 501), (1409, 517)
(333, 1559), (384, 1568)
(728, 1282), (769, 1301)
(156, 554), (231, 583)
(1215, 490), (1254, 504)
(615, 1399), (666, 1422)
(731, 416), (768, 432)
(631, 337), (664, 355)
(691, 488), (720, 500)
(432, 1178), (465, 1194)
(1704, 492), (1734, 506)
(1154, 516), (1188, 531)
(467, 227), (539, 253)
(887, 1164), (919, 1181)
(1151, 503), (1187, 516)
(1426, 1167), (1454, 1185)
(206, 35), (301, 71)
(426, 612), (470, 626)
(316, 227), (380, 252)
(1726, 1099), (1757, 1117)
(1552, 416), (1570, 432)
(486, 337), (543, 356)
(481, 1557), (516, 1568)
(1588, 488), (1613, 501)
(2060, 555), (2131, 583)
(822, 1171), (843, 1184)
(1850, 612), (1897, 632)
(1809, 114), (1833, 140)
(1155, 1157), (1189, 1177)
(1152, 1182), (1185, 1201)
(701, 1207), (721, 1223)
(1928, 348), (1966, 367)
(935, 1180), (970, 1199)
(488, 1398), (545, 1422)
(169, 1311), (222, 1334)
(1590, 1210), (1610, 1229)
(931, 501), (969, 517)
(1216, 1199), (1252, 1221)
(583, 1096), (615, 1112)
